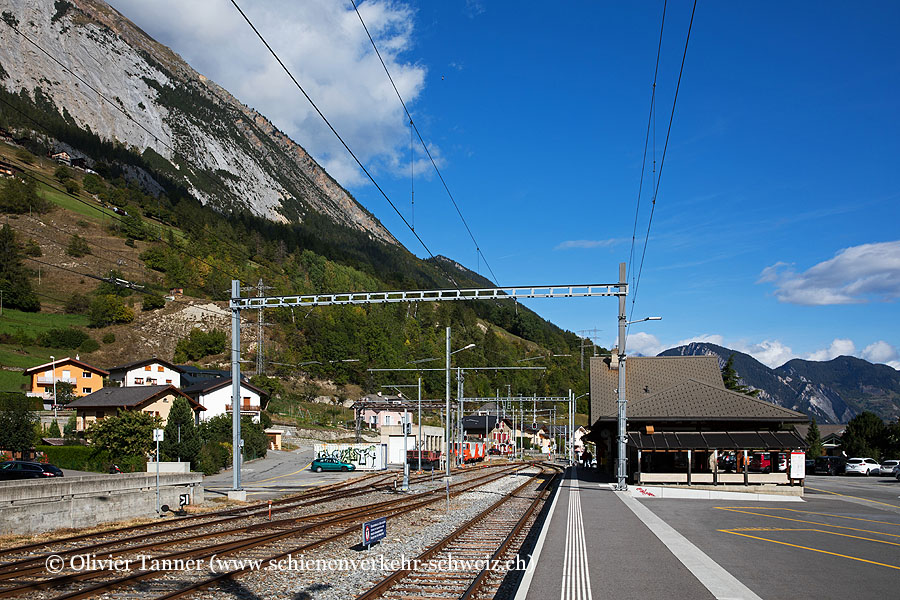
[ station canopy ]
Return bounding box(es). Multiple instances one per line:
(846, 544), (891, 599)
(626, 430), (807, 451)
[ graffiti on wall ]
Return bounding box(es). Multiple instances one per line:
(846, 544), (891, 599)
(314, 443), (386, 470)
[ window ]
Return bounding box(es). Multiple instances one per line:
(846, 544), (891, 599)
(144, 366), (151, 371)
(62, 370), (71, 379)
(82, 372), (91, 379)
(384, 415), (392, 426)
(370, 416), (377, 425)
(147, 378), (156, 385)
(166, 379), (172, 384)
(135, 378), (144, 385)
(157, 366), (164, 372)
(82, 387), (92, 394)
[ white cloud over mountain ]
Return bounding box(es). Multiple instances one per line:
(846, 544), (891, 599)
(759, 241), (900, 305)
(110, 0), (427, 186)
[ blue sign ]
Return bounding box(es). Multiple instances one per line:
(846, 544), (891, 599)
(362, 517), (387, 547)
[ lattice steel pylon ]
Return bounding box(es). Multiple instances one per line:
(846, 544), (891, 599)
(227, 271), (629, 493)
(577, 328), (604, 369)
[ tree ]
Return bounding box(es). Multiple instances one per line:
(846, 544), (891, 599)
(0, 394), (39, 452)
(721, 354), (760, 396)
(141, 294), (165, 311)
(173, 328), (227, 362)
(0, 176), (49, 214)
(88, 295), (134, 327)
(66, 234), (91, 257)
(160, 397), (200, 465)
(53, 382), (77, 406)
(0, 224), (40, 312)
(840, 411), (886, 460)
(47, 419), (62, 438)
(805, 418), (823, 459)
(86, 409), (160, 459)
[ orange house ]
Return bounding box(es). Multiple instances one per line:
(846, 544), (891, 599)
(22, 357), (109, 402)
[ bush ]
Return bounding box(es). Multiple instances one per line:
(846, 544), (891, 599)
(88, 294), (134, 327)
(36, 327), (90, 349)
(174, 328), (227, 362)
(102, 332), (116, 344)
(54, 165), (73, 181)
(23, 239), (42, 257)
(0, 176), (50, 214)
(64, 179), (80, 195)
(47, 420), (62, 437)
(66, 234), (91, 257)
(82, 173), (105, 195)
(142, 294), (165, 311)
(196, 442), (231, 475)
(65, 293), (91, 314)
(79, 337), (100, 354)
(35, 445), (146, 473)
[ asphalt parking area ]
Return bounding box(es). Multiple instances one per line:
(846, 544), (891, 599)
(637, 484), (900, 599)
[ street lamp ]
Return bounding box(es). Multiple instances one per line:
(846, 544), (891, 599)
(50, 355), (57, 420)
(616, 313), (662, 490)
(445, 327), (475, 477)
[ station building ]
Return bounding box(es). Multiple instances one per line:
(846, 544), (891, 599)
(587, 354), (808, 486)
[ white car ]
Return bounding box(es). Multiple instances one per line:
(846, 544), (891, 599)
(879, 459), (899, 477)
(844, 457), (879, 476)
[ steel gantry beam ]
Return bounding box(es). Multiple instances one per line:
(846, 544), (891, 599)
(230, 283), (622, 310)
(229, 273), (628, 494)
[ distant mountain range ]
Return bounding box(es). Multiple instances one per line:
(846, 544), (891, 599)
(658, 342), (900, 424)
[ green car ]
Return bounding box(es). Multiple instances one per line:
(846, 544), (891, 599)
(311, 457), (356, 472)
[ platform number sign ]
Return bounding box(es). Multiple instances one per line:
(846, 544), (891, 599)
(362, 517), (386, 548)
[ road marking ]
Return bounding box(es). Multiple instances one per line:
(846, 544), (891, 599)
(718, 530), (900, 571)
(561, 471), (591, 600)
(617, 492), (763, 600)
(717, 506), (900, 527)
(244, 461), (313, 485)
(806, 486), (900, 508)
(725, 527), (900, 546)
(715, 507), (900, 539)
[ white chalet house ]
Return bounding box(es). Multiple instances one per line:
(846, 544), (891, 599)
(181, 376), (269, 423)
(107, 358), (184, 389)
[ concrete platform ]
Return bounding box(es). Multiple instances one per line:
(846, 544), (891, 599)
(629, 484), (804, 501)
(518, 467), (763, 600)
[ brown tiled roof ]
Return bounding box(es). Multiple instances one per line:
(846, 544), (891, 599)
(67, 385), (204, 411)
(22, 357), (109, 376)
(590, 355), (807, 423)
(590, 355), (724, 419)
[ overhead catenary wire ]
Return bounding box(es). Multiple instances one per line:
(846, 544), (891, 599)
(349, 0), (501, 287)
(229, 0), (459, 289)
(629, 0), (697, 327)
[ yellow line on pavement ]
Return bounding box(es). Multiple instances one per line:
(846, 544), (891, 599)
(715, 507), (900, 538)
(245, 461), (313, 485)
(726, 527), (900, 547)
(718, 530), (900, 571)
(719, 506), (900, 527)
(806, 486), (900, 508)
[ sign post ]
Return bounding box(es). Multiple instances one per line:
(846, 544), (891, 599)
(790, 451), (806, 483)
(362, 516), (386, 549)
(153, 428), (164, 515)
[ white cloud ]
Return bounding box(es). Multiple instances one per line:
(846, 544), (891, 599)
(861, 341), (900, 370)
(805, 338), (856, 362)
(675, 334), (725, 347)
(733, 340), (798, 369)
(623, 332), (664, 357)
(758, 241), (900, 305)
(554, 239), (620, 250)
(109, 0), (427, 186)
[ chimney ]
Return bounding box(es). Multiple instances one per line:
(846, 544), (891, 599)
(610, 347), (619, 370)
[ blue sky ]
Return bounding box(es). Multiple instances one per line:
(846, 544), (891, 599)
(109, 1), (900, 369)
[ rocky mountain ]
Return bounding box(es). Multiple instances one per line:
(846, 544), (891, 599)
(0, 0), (396, 243)
(658, 342), (868, 424)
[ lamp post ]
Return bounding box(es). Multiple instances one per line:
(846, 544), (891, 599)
(50, 355), (57, 420)
(571, 392), (588, 464)
(444, 327), (475, 477)
(616, 307), (662, 491)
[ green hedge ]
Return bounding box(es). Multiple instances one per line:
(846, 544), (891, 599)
(35, 445), (146, 473)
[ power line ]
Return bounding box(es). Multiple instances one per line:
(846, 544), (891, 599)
(629, 0), (697, 325)
(228, 0), (458, 288)
(628, 0), (667, 287)
(349, 0), (500, 286)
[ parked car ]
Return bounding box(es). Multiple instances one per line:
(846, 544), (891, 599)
(718, 453), (737, 472)
(814, 455), (846, 475)
(844, 457), (879, 476)
(310, 457), (355, 473)
(0, 460), (64, 480)
(748, 453), (787, 473)
(878, 459), (899, 477)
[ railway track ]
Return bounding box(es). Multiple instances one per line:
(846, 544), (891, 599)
(357, 465), (560, 600)
(0, 462), (531, 600)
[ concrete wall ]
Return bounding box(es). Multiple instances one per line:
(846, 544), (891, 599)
(145, 461), (192, 474)
(0, 472), (204, 536)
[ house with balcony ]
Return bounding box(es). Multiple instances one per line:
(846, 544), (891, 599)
(181, 376), (269, 423)
(357, 392), (416, 429)
(107, 357), (185, 388)
(67, 385), (204, 431)
(23, 357), (108, 403)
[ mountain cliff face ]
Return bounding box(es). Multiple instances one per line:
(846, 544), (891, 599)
(658, 342), (900, 424)
(0, 0), (397, 243)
